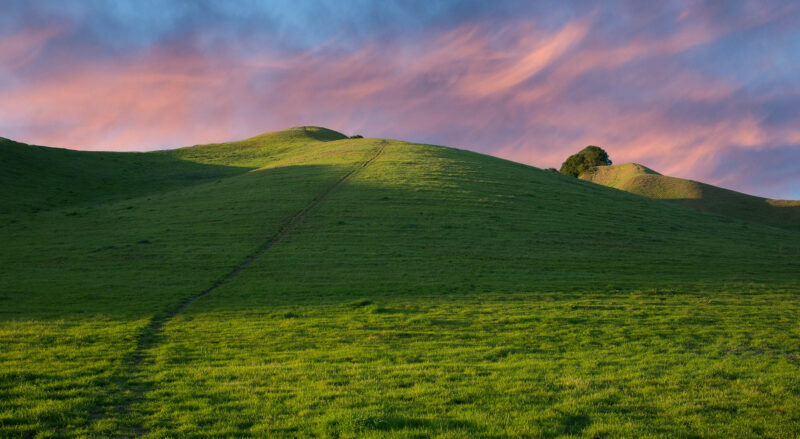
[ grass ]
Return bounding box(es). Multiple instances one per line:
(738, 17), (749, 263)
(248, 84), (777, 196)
(1, 127), (799, 437)
(580, 163), (800, 230)
(140, 291), (800, 437)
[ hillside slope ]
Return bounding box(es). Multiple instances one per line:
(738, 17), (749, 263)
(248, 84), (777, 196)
(580, 163), (800, 230)
(0, 127), (348, 217)
(2, 128), (799, 437)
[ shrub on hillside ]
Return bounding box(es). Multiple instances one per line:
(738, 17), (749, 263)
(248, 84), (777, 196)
(559, 146), (612, 177)
(350, 135), (364, 139)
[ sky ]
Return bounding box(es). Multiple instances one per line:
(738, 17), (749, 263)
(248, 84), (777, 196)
(1, 1), (798, 199)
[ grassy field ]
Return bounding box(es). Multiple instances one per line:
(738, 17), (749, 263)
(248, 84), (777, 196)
(580, 163), (800, 231)
(1, 127), (799, 437)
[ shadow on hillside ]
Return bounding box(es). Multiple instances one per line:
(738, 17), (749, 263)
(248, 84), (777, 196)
(0, 137), (254, 216)
(1, 163), (364, 321)
(3, 154), (799, 321)
(666, 190), (800, 232)
(166, 166), (800, 314)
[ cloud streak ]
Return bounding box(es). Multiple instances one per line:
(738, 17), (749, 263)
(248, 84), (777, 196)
(0, 1), (798, 199)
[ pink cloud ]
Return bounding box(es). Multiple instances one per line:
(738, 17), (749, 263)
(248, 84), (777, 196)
(453, 19), (592, 98)
(0, 26), (62, 72)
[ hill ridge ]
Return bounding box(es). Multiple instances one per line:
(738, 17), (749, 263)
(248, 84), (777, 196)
(580, 162), (800, 230)
(0, 127), (352, 217)
(4, 129), (798, 231)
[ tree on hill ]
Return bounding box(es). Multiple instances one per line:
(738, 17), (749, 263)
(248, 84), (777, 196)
(559, 146), (612, 177)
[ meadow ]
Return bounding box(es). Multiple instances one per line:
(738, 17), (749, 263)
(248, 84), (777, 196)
(1, 127), (798, 437)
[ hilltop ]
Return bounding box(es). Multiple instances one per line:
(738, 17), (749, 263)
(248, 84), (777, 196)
(2, 127), (799, 437)
(580, 162), (800, 230)
(0, 127), (347, 216)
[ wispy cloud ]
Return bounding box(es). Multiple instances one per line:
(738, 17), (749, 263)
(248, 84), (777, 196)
(0, 26), (62, 72)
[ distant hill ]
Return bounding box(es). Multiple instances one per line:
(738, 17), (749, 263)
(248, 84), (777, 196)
(580, 163), (800, 231)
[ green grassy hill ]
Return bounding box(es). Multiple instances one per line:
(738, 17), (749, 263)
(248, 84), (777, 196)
(0, 127), (348, 217)
(1, 128), (799, 437)
(580, 162), (800, 230)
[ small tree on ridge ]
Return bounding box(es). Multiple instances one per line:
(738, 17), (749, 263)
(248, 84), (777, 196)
(559, 146), (612, 177)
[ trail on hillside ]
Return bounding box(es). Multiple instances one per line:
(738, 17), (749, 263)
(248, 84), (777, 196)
(94, 143), (385, 436)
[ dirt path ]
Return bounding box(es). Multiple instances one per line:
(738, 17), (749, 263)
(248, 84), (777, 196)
(93, 143), (385, 436)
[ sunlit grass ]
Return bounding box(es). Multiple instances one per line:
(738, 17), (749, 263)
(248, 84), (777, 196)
(139, 291), (800, 437)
